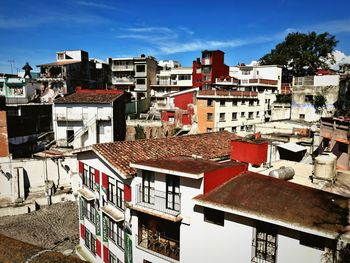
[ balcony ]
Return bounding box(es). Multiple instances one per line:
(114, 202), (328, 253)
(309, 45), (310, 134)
(54, 113), (83, 121)
(111, 65), (134, 71)
(136, 227), (179, 262)
(112, 77), (134, 85)
(133, 184), (181, 217)
(240, 79), (278, 87)
(215, 77), (239, 86)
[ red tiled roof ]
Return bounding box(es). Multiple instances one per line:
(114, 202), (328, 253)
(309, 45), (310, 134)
(0, 234), (85, 263)
(55, 92), (123, 104)
(194, 172), (349, 237)
(133, 156), (243, 175)
(37, 60), (80, 67)
(92, 132), (240, 178)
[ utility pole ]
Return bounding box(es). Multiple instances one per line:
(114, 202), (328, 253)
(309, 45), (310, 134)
(7, 60), (15, 74)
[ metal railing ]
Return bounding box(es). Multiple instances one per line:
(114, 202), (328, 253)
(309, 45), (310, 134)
(136, 230), (179, 261)
(66, 115), (96, 145)
(135, 184), (181, 216)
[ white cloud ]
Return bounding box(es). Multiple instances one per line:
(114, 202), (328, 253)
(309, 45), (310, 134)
(328, 50), (350, 70)
(77, 1), (115, 9)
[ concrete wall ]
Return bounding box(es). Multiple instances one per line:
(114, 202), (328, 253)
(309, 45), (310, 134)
(0, 155), (77, 203)
(271, 103), (291, 121)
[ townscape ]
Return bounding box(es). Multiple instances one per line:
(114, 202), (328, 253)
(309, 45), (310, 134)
(1, 2), (350, 263)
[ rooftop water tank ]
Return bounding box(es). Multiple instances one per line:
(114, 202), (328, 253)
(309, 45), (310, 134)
(268, 166), (295, 180)
(314, 152), (337, 181)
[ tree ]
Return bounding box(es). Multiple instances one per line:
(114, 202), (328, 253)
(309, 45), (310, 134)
(260, 32), (338, 81)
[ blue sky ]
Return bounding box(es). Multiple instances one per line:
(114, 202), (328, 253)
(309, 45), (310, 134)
(0, 0), (350, 73)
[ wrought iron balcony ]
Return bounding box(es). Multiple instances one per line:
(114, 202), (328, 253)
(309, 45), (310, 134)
(134, 184), (181, 217)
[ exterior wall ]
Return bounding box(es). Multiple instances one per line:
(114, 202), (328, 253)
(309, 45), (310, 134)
(0, 155), (77, 205)
(53, 103), (114, 148)
(189, 208), (327, 263)
(77, 151), (127, 263)
(291, 75), (340, 122)
(231, 140), (268, 166)
(197, 93), (264, 134)
(192, 60), (202, 88)
(271, 103), (291, 121)
(0, 104), (9, 157)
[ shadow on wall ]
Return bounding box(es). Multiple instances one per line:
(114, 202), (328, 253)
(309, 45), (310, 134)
(23, 168), (30, 199)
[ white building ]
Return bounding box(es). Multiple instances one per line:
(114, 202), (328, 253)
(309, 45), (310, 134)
(53, 90), (126, 148)
(0, 77), (41, 104)
(291, 75), (340, 122)
(151, 67), (192, 109)
(109, 55), (158, 103)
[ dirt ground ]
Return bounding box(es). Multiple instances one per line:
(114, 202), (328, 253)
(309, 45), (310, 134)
(0, 201), (79, 255)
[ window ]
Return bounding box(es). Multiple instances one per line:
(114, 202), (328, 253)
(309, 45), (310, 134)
(242, 69), (251, 75)
(166, 175), (180, 211)
(220, 100), (225, 107)
(207, 99), (213, 106)
(240, 126), (245, 131)
(241, 100), (246, 105)
(204, 207), (224, 226)
(232, 112), (237, 120)
(232, 127), (237, 133)
(203, 66), (211, 74)
(247, 125), (253, 132)
(82, 199), (96, 224)
(219, 128), (225, 131)
(219, 113), (225, 122)
(142, 171), (154, 204)
(108, 178), (124, 210)
(207, 113), (213, 121)
(299, 114), (305, 120)
(248, 112), (254, 119)
(83, 165), (94, 191)
(136, 78), (146, 85)
(136, 65), (145, 72)
(232, 100), (237, 106)
(249, 100), (254, 106)
(196, 67), (201, 74)
(256, 111), (260, 118)
(107, 217), (124, 249)
(178, 74), (191, 80)
(253, 223), (277, 263)
(241, 112), (245, 118)
(109, 251), (117, 263)
(84, 227), (96, 255)
(207, 128), (212, 133)
(305, 95), (314, 103)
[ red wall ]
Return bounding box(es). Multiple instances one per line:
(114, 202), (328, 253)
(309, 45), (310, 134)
(103, 245), (109, 263)
(211, 51), (229, 84)
(161, 111), (175, 122)
(80, 223), (85, 239)
(204, 163), (247, 194)
(231, 140), (268, 166)
(96, 239), (101, 257)
(94, 169), (100, 185)
(174, 92), (194, 110)
(192, 60), (202, 88)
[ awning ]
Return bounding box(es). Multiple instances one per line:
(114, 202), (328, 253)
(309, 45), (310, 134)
(101, 206), (124, 222)
(77, 188), (95, 201)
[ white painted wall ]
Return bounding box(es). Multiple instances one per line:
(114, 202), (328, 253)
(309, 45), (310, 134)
(53, 103), (114, 148)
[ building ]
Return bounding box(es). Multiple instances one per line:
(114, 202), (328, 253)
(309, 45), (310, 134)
(192, 50), (229, 89)
(193, 171), (349, 263)
(150, 67), (192, 108)
(74, 132), (239, 263)
(291, 74), (340, 122)
(53, 89), (128, 148)
(109, 55), (157, 106)
(320, 117), (350, 170)
(89, 58), (110, 90)
(196, 90), (263, 134)
(0, 96), (9, 157)
(37, 50), (91, 94)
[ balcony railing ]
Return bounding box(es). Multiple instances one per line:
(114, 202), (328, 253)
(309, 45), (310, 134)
(136, 229), (179, 261)
(135, 184), (181, 216)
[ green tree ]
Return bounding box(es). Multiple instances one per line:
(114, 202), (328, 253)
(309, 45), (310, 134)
(260, 32), (338, 81)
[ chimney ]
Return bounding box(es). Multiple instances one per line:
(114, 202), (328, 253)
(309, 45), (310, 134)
(0, 96), (9, 157)
(230, 138), (268, 166)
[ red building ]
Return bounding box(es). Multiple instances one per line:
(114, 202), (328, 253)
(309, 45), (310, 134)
(192, 50), (229, 89)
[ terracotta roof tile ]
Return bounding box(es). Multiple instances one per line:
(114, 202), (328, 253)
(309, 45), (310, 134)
(55, 92), (122, 104)
(93, 131), (239, 177)
(195, 172), (349, 237)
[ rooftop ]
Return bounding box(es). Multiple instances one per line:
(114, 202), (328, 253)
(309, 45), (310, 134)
(88, 131), (239, 178)
(194, 172), (349, 239)
(0, 234), (84, 263)
(36, 60), (80, 67)
(55, 92), (123, 104)
(131, 156), (243, 178)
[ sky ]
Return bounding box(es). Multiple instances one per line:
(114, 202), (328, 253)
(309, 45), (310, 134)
(0, 0), (350, 73)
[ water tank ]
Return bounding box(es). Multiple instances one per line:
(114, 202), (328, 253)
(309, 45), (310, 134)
(268, 166), (295, 180)
(314, 152), (337, 180)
